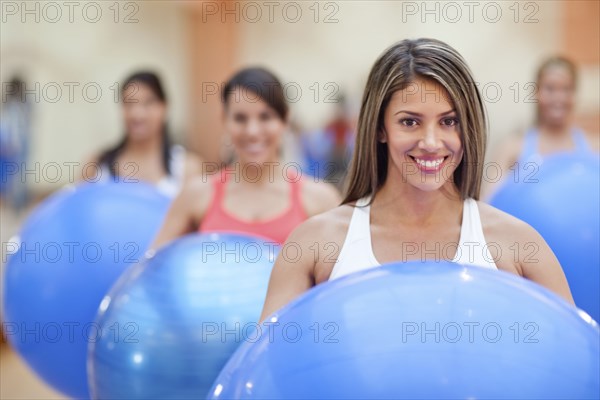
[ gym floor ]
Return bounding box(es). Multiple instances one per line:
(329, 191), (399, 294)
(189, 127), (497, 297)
(1, 343), (66, 400)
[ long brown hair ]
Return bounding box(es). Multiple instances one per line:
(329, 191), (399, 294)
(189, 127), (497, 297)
(342, 38), (487, 204)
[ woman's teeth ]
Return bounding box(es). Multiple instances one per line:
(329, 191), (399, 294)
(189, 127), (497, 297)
(414, 157), (444, 168)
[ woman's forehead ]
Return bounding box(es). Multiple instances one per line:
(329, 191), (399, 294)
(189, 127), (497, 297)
(388, 79), (454, 110)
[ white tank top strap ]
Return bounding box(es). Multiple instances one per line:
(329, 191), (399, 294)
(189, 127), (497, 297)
(329, 197), (497, 281)
(97, 163), (112, 183)
(97, 145), (186, 198)
(330, 196), (378, 280)
(156, 144), (186, 198)
(342, 197), (371, 243)
(168, 144), (186, 182)
(451, 198), (497, 270)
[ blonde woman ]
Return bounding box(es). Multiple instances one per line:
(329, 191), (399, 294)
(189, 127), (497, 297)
(260, 38), (573, 321)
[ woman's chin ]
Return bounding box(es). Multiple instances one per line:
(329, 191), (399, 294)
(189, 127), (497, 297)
(238, 151), (277, 166)
(127, 131), (154, 142)
(404, 177), (447, 193)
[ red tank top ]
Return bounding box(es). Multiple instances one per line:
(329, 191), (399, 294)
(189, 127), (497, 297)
(199, 173), (308, 245)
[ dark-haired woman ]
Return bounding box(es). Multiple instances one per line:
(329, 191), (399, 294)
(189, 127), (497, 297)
(150, 67), (340, 248)
(84, 71), (202, 197)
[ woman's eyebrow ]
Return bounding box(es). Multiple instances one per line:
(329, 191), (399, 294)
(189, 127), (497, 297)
(394, 109), (456, 117)
(394, 110), (422, 116)
(438, 109), (456, 117)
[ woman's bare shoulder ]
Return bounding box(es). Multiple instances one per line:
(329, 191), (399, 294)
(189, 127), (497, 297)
(282, 203), (355, 284)
(287, 203), (354, 245)
(300, 179), (343, 216)
(176, 175), (215, 221)
(182, 151), (204, 178)
(477, 201), (542, 249)
(477, 201), (545, 274)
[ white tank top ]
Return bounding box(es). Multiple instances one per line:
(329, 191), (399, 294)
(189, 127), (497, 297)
(98, 144), (186, 198)
(330, 197), (497, 281)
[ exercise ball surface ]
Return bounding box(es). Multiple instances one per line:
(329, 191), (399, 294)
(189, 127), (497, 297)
(2, 182), (171, 398)
(88, 232), (278, 399)
(490, 152), (600, 321)
(210, 261), (600, 400)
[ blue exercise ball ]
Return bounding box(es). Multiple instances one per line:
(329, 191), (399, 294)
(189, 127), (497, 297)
(2, 182), (171, 398)
(209, 261), (600, 399)
(490, 152), (600, 322)
(88, 232), (278, 399)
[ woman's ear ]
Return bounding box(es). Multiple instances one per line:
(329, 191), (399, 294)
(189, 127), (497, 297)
(378, 129), (387, 143)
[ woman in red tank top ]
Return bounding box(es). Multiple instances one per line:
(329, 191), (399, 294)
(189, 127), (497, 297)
(199, 168), (307, 245)
(150, 67), (341, 248)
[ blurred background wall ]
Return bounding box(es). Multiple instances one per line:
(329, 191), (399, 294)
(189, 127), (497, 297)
(1, 0), (598, 194)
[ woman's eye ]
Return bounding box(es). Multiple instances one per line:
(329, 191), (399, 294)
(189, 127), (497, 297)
(234, 114), (246, 123)
(260, 112), (274, 121)
(401, 118), (418, 127)
(442, 118), (459, 127)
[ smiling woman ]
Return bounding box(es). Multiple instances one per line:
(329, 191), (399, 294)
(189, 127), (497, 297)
(149, 67), (341, 248)
(378, 80), (464, 193)
(259, 38), (575, 322)
(87, 72), (203, 198)
(482, 56), (598, 200)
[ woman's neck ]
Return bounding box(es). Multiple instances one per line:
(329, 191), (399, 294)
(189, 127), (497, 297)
(233, 158), (286, 186)
(538, 118), (573, 137)
(374, 176), (461, 227)
(122, 133), (164, 157)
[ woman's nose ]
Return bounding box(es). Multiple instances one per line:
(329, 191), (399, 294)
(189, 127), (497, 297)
(245, 119), (261, 136)
(418, 124), (442, 152)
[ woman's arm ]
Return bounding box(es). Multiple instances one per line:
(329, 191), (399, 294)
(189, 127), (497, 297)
(259, 217), (325, 322)
(148, 178), (211, 251)
(182, 151), (204, 182)
(514, 220), (575, 305)
(482, 202), (575, 305)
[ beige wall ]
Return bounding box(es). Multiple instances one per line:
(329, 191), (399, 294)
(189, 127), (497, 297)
(1, 1), (191, 193)
(562, 0), (600, 135)
(233, 1), (578, 144)
(2, 1), (598, 193)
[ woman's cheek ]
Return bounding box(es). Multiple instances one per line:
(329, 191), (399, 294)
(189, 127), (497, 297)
(267, 121), (284, 142)
(227, 121), (243, 137)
